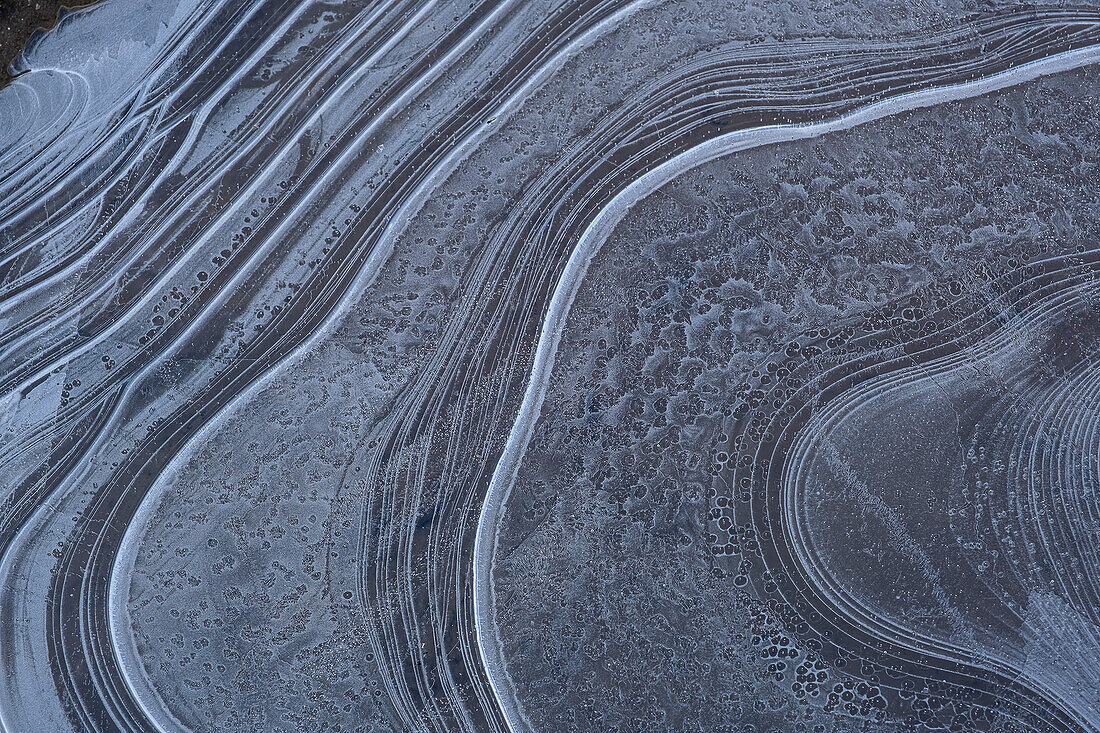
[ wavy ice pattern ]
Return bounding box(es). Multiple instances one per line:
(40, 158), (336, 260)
(1, 0), (1100, 731)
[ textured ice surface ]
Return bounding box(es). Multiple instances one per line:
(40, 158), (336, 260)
(1, 0), (1100, 731)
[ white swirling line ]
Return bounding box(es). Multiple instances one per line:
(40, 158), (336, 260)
(41, 8), (1093, 733)
(474, 40), (1100, 733)
(102, 1), (656, 732)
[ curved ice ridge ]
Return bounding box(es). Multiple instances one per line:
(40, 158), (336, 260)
(475, 40), (1100, 733)
(106, 2), (654, 731)
(2, 1), (1100, 731)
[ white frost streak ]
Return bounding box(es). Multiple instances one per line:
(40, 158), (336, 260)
(474, 42), (1100, 733)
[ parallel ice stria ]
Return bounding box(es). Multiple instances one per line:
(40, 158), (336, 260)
(1, 0), (1100, 732)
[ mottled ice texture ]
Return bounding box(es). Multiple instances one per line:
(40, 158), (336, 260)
(1, 0), (1100, 732)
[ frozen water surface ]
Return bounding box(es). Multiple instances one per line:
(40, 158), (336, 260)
(1, 0), (1099, 731)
